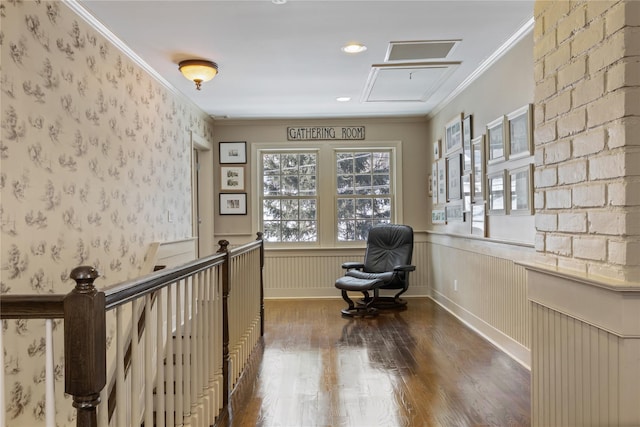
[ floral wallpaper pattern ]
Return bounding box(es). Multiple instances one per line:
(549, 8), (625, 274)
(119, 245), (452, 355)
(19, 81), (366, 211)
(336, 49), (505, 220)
(0, 1), (215, 425)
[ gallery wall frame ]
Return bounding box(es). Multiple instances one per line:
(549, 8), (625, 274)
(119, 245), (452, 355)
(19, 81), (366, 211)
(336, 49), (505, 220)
(436, 158), (447, 204)
(445, 201), (464, 222)
(220, 166), (245, 191)
(487, 170), (507, 215)
(433, 139), (441, 160)
(219, 141), (247, 164)
(487, 116), (507, 164)
(507, 104), (534, 160)
(220, 193), (247, 215)
(462, 114), (473, 172)
(471, 203), (486, 236)
(509, 164), (534, 215)
(447, 153), (462, 201)
(444, 113), (463, 155)
(471, 134), (485, 203)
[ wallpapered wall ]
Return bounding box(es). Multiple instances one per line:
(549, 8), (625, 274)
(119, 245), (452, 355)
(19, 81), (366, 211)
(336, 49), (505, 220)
(0, 1), (215, 425)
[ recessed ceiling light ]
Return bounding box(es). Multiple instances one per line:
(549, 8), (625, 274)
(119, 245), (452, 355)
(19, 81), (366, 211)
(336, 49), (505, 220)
(272, 0), (287, 4)
(341, 43), (367, 54)
(336, 97), (351, 102)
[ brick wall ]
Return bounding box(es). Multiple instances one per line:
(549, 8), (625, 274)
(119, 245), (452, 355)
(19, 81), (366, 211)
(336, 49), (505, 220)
(533, 0), (640, 282)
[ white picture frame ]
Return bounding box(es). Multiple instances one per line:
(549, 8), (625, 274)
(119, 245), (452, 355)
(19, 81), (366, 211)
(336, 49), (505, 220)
(444, 113), (463, 155)
(447, 153), (462, 201)
(220, 193), (247, 215)
(487, 116), (507, 164)
(220, 166), (245, 191)
(487, 170), (507, 215)
(471, 134), (485, 203)
(507, 104), (533, 160)
(219, 141), (247, 164)
(509, 164), (534, 215)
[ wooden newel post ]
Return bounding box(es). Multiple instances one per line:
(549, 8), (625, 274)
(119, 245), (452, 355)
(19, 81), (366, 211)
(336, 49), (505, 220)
(64, 266), (106, 427)
(217, 240), (230, 407)
(256, 232), (265, 336)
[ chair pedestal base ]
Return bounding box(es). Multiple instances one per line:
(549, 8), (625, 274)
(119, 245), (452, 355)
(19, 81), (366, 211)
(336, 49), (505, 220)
(335, 277), (383, 317)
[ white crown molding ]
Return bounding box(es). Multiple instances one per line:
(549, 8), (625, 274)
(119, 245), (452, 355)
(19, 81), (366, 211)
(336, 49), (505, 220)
(427, 17), (535, 119)
(61, 0), (213, 123)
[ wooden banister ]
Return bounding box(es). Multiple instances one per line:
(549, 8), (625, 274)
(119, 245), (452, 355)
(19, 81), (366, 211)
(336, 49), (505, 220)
(64, 266), (106, 427)
(217, 239), (231, 409)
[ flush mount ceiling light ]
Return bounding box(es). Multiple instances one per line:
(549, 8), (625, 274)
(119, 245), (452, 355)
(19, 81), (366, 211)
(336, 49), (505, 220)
(341, 43), (367, 54)
(336, 96), (351, 102)
(178, 59), (218, 90)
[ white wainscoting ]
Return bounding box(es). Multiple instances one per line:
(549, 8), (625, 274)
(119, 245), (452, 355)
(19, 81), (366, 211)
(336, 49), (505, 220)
(427, 233), (535, 368)
(263, 240), (430, 299)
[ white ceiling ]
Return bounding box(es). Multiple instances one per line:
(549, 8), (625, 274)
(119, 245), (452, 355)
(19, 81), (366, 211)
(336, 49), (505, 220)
(74, 0), (534, 120)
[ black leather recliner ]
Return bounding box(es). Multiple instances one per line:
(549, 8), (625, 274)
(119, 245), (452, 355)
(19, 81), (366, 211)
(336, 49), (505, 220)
(335, 224), (415, 316)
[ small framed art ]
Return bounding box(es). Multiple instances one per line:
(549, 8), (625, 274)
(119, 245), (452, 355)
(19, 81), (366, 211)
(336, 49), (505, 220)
(444, 113), (463, 155)
(471, 135), (485, 203)
(437, 158), (447, 204)
(219, 141), (247, 164)
(471, 203), (486, 237)
(220, 193), (247, 215)
(509, 164), (534, 215)
(447, 153), (462, 201)
(220, 166), (245, 191)
(462, 115), (473, 172)
(487, 116), (506, 164)
(487, 170), (507, 215)
(507, 104), (533, 160)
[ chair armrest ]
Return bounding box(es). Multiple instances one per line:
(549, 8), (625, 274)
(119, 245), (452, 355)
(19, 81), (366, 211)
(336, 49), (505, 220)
(342, 262), (365, 270)
(393, 265), (416, 272)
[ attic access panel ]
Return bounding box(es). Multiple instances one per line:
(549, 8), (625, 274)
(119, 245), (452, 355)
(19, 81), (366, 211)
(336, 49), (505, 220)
(385, 40), (461, 62)
(362, 62), (460, 103)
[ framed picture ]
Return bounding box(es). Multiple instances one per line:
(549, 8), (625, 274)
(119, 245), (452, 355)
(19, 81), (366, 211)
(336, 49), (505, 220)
(471, 203), (486, 237)
(220, 193), (247, 215)
(462, 115), (473, 172)
(437, 158), (446, 204)
(219, 141), (247, 164)
(444, 114), (463, 155)
(447, 153), (462, 201)
(507, 104), (533, 159)
(509, 164), (534, 215)
(471, 135), (485, 203)
(432, 209), (446, 224)
(462, 173), (472, 211)
(487, 170), (507, 215)
(431, 166), (438, 204)
(220, 166), (245, 191)
(445, 201), (464, 222)
(487, 116), (506, 164)
(433, 139), (441, 160)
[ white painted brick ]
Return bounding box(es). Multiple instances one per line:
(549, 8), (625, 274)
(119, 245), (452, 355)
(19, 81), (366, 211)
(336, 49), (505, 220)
(546, 92), (572, 119)
(536, 213), (558, 231)
(608, 117), (640, 149)
(535, 190), (545, 209)
(571, 20), (604, 56)
(588, 151), (625, 180)
(535, 148), (545, 166)
(558, 159), (587, 184)
(588, 210), (625, 235)
(588, 30), (625, 72)
(546, 43), (571, 76)
(586, 0), (614, 24)
(534, 104), (546, 127)
(609, 239), (640, 266)
(547, 234), (572, 256)
(557, 108), (586, 137)
(573, 183), (606, 207)
(534, 28), (558, 59)
(625, 27), (640, 57)
(603, 1), (640, 37)
(587, 89), (626, 128)
(534, 61), (545, 83)
(574, 236), (607, 261)
(627, 211), (640, 235)
(547, 188), (572, 209)
(607, 60), (640, 93)
(536, 76), (558, 103)
(544, 139), (571, 164)
(587, 264), (629, 281)
(558, 212), (588, 232)
(558, 3), (587, 43)
(572, 127), (606, 157)
(558, 57), (586, 89)
(535, 166), (558, 188)
(535, 121), (557, 145)
(608, 178), (640, 207)
(535, 232), (546, 252)
(572, 73), (605, 108)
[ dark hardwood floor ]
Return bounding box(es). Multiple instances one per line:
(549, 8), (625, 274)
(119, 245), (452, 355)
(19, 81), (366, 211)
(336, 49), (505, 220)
(220, 298), (530, 427)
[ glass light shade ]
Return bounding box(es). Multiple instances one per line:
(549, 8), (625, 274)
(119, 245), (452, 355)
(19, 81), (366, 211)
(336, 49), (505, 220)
(179, 60), (218, 89)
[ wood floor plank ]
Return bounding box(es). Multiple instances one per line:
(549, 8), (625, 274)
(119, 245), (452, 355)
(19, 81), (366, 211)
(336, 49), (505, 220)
(219, 298), (530, 427)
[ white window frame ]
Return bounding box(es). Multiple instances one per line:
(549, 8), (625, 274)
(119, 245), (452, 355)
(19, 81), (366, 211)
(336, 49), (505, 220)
(252, 140), (403, 248)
